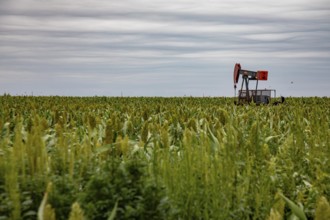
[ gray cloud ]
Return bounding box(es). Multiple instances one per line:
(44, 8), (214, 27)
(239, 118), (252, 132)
(0, 0), (329, 96)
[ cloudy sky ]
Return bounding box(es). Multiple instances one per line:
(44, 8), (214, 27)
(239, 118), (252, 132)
(1, 0), (329, 97)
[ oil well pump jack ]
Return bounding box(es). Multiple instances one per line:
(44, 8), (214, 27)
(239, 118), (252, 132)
(233, 63), (281, 105)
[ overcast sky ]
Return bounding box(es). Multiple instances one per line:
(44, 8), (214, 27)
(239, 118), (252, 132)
(1, 0), (329, 97)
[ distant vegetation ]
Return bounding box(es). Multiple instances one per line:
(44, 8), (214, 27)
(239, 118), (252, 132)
(0, 96), (329, 219)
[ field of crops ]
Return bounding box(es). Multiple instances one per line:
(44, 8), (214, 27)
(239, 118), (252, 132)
(0, 95), (329, 219)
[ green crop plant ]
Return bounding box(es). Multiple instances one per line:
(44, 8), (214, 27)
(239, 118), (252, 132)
(0, 96), (329, 219)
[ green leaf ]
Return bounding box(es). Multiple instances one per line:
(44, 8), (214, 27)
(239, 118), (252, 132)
(280, 194), (307, 220)
(265, 135), (280, 143)
(96, 144), (116, 154)
(108, 201), (118, 220)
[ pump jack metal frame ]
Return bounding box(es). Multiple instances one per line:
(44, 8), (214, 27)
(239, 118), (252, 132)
(233, 63), (275, 105)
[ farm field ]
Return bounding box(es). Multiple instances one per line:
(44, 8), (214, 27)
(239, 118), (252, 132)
(0, 96), (329, 219)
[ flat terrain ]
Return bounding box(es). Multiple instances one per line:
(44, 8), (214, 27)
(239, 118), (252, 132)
(0, 96), (329, 219)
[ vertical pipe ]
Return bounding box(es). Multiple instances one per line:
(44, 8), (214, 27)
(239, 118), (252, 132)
(255, 79), (259, 103)
(239, 77), (244, 98)
(245, 77), (249, 102)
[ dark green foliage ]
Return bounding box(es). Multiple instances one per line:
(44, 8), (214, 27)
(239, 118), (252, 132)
(19, 175), (47, 220)
(48, 175), (77, 220)
(79, 158), (169, 220)
(0, 186), (12, 220)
